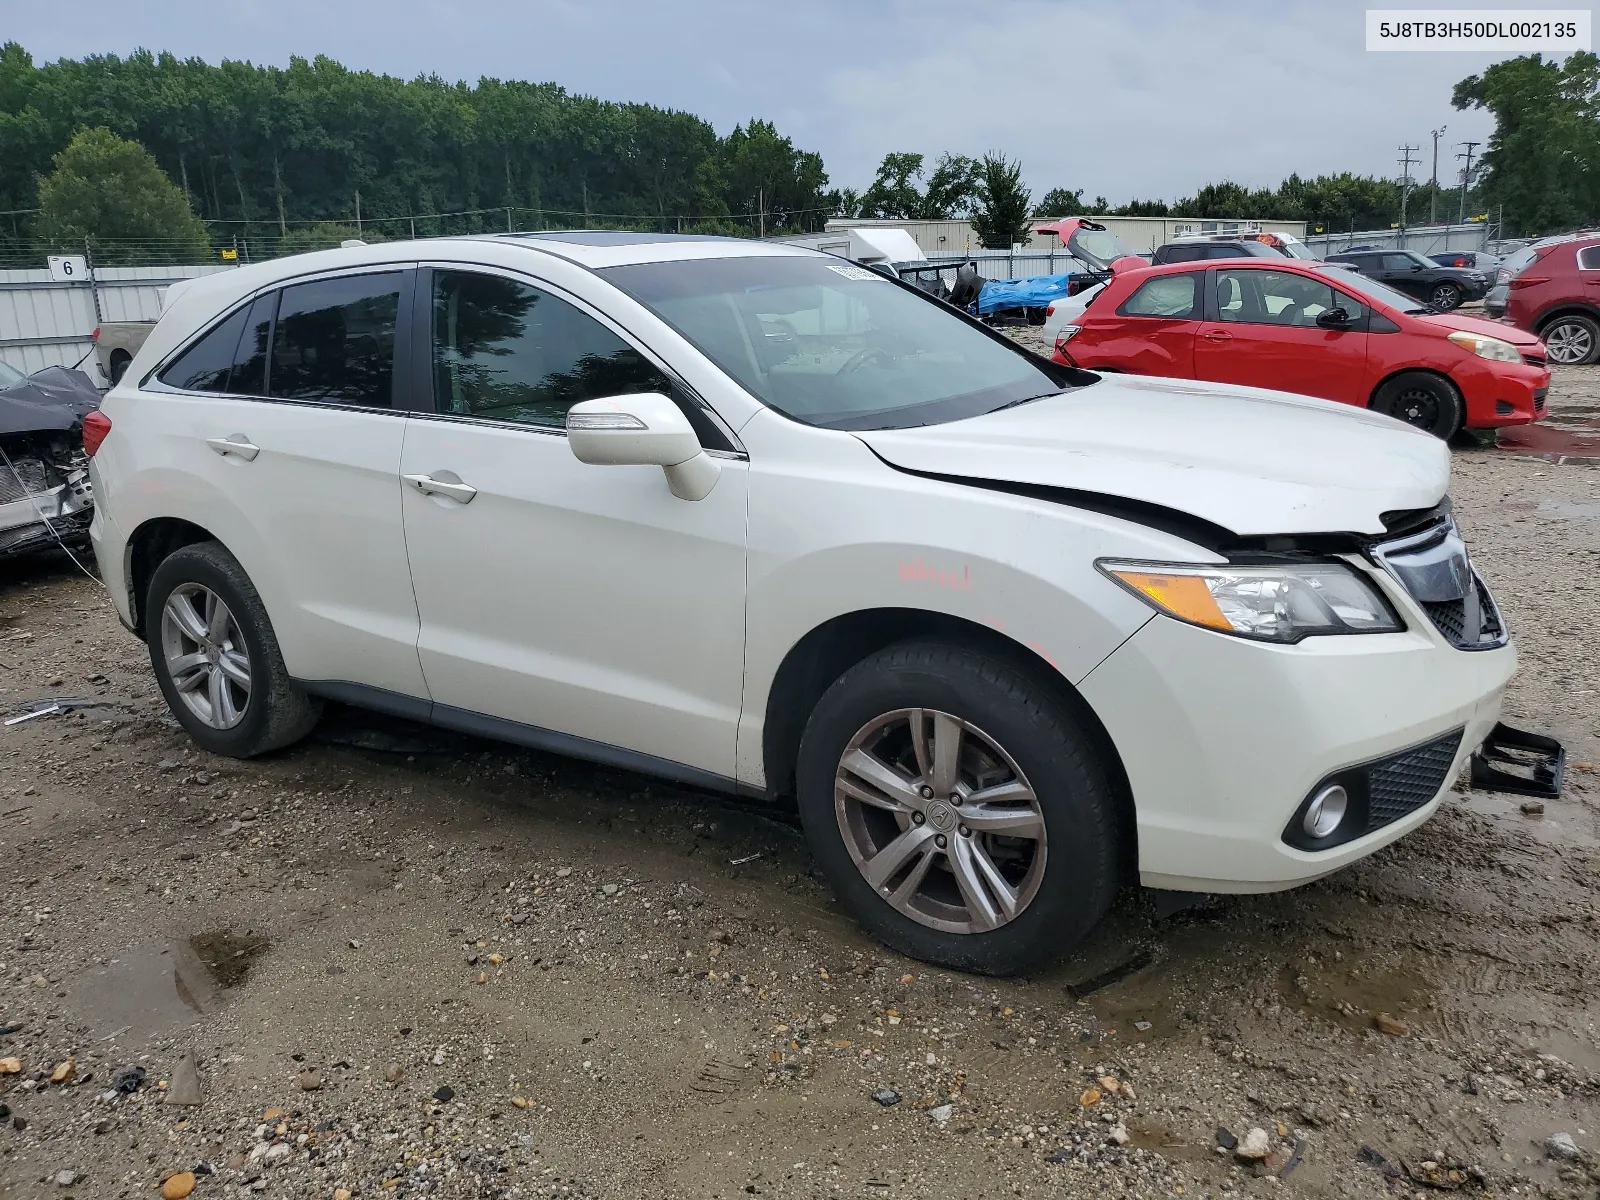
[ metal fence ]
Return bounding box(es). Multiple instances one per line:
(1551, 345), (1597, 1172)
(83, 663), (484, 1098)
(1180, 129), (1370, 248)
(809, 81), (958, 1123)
(0, 264), (235, 378)
(1303, 222), (1494, 259)
(924, 250), (1090, 281)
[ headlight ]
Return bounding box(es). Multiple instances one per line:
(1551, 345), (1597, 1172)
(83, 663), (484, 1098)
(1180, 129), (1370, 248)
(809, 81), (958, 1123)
(1098, 560), (1403, 643)
(1448, 330), (1522, 362)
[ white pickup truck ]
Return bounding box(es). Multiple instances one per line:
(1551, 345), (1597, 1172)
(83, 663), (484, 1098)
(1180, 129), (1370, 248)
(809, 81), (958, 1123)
(92, 321), (156, 387)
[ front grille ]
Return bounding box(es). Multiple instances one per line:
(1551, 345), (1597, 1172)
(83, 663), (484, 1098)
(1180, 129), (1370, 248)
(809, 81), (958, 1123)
(1523, 352), (1547, 367)
(1419, 572), (1504, 649)
(0, 457), (49, 505)
(1366, 731), (1463, 831)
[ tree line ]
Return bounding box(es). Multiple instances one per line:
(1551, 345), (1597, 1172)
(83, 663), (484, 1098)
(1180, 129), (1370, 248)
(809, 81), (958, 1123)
(1, 42), (1593, 265)
(0, 42), (830, 259)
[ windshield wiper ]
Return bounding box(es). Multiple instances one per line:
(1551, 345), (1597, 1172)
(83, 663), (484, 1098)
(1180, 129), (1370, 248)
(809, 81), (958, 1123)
(985, 390), (1063, 416)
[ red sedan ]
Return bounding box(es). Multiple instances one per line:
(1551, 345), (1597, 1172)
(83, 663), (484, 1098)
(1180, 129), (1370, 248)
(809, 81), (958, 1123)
(1052, 258), (1550, 439)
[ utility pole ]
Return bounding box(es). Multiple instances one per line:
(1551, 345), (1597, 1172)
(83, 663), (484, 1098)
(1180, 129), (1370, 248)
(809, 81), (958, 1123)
(758, 187), (765, 239)
(1429, 126), (1446, 225)
(355, 189), (362, 233)
(1397, 144), (1420, 234)
(1456, 141), (1480, 224)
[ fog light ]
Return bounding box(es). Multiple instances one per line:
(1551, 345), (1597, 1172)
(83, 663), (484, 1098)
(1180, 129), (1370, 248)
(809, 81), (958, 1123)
(1302, 784), (1348, 838)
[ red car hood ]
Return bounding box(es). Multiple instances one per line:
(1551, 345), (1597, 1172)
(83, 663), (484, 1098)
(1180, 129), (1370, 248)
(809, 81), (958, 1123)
(1416, 310), (1544, 348)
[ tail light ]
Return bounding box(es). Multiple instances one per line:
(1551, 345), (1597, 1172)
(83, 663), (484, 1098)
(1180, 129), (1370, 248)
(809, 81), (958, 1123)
(91, 327), (101, 342)
(82, 410), (112, 457)
(1055, 325), (1081, 351)
(1509, 276), (1549, 290)
(1045, 303), (1056, 317)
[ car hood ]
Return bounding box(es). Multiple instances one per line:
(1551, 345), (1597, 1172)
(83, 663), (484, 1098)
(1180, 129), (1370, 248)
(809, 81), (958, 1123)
(1415, 310), (1543, 347)
(855, 374), (1449, 538)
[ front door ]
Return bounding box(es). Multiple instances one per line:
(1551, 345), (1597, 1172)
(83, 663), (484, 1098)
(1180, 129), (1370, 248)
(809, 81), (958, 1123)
(1376, 253), (1428, 300)
(398, 266), (749, 780)
(1194, 268), (1370, 405)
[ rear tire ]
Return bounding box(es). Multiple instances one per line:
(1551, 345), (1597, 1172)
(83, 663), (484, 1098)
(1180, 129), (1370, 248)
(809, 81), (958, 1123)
(1372, 371), (1464, 440)
(108, 350), (132, 385)
(146, 542), (321, 757)
(795, 641), (1122, 975)
(1541, 313), (1600, 366)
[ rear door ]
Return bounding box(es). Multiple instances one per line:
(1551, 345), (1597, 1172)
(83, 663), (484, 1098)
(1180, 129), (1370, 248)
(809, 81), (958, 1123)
(143, 268), (428, 698)
(1193, 267), (1369, 404)
(1076, 270), (1201, 374)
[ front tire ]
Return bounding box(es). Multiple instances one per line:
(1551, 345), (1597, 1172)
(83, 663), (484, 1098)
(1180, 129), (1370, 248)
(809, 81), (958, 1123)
(1542, 313), (1600, 365)
(1372, 371), (1464, 439)
(1429, 282), (1462, 311)
(795, 641), (1122, 975)
(146, 542), (321, 757)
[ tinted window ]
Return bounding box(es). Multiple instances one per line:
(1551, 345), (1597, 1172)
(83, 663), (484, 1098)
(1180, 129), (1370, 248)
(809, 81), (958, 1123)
(1216, 269), (1363, 327)
(1380, 254), (1416, 271)
(1120, 274), (1198, 318)
(227, 292), (276, 396)
(158, 306), (249, 393)
(1579, 246), (1600, 270)
(270, 273), (400, 407)
(601, 256), (1078, 431)
(1156, 245), (1203, 263)
(433, 270), (677, 430)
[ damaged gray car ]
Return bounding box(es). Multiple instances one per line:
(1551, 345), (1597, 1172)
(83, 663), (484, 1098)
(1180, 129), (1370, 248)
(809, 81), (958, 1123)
(0, 362), (96, 562)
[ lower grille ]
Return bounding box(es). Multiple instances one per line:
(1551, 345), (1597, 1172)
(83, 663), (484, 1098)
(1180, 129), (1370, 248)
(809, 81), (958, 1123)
(1420, 573), (1504, 649)
(0, 458), (49, 505)
(1533, 388), (1547, 413)
(1366, 731), (1462, 831)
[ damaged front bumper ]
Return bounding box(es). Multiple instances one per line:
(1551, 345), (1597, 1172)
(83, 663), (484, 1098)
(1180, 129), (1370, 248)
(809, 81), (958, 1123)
(0, 453), (94, 560)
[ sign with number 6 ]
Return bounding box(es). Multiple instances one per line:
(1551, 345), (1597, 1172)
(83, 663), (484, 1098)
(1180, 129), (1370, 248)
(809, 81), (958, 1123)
(47, 254), (88, 282)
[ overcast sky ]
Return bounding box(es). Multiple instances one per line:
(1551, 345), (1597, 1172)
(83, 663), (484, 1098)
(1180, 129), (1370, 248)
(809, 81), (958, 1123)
(9, 0), (1561, 203)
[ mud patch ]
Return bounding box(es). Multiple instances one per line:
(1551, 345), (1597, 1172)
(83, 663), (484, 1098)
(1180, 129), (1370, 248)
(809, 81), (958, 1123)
(65, 940), (218, 1041)
(190, 929), (270, 989)
(1278, 955), (1435, 1035)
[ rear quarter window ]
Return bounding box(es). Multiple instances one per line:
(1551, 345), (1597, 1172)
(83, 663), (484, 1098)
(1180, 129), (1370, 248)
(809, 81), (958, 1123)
(156, 305), (250, 393)
(1118, 274), (1199, 318)
(1578, 245), (1600, 270)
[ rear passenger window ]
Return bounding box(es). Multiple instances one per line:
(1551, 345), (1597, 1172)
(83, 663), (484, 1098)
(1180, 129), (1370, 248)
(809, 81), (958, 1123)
(270, 273), (400, 407)
(227, 293), (276, 397)
(1579, 246), (1600, 270)
(157, 306), (249, 393)
(1118, 274), (1198, 318)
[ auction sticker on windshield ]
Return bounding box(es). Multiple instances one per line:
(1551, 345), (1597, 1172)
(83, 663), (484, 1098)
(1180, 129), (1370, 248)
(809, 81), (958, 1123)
(826, 264), (884, 281)
(1366, 9), (1589, 50)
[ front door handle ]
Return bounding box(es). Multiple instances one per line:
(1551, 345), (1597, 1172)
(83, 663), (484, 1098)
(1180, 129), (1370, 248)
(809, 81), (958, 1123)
(206, 435), (260, 461)
(1203, 330), (1233, 343)
(403, 473), (477, 504)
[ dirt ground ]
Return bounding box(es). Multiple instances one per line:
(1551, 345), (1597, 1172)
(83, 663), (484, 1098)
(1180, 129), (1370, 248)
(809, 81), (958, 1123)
(0, 368), (1597, 1200)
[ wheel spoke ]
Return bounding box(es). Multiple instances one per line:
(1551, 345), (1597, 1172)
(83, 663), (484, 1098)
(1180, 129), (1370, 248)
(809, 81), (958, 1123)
(165, 595), (208, 643)
(860, 823), (937, 891)
(885, 845), (937, 907)
(960, 805), (1045, 839)
(217, 649), (251, 689)
(206, 592), (232, 641)
(948, 835), (1012, 930)
(928, 711), (963, 797)
(839, 748), (925, 812)
(170, 655), (210, 693)
(208, 667), (240, 726)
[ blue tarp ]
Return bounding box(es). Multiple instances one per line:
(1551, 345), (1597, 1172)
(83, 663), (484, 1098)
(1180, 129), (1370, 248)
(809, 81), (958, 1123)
(976, 273), (1076, 315)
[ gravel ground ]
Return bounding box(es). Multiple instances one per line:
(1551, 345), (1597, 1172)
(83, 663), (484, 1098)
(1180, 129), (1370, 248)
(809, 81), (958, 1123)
(0, 367), (1597, 1200)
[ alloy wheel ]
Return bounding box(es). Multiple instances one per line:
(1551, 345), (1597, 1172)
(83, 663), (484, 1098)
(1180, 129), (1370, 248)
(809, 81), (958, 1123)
(160, 583), (252, 729)
(1545, 319), (1596, 365)
(834, 708), (1047, 935)
(1430, 283), (1460, 310)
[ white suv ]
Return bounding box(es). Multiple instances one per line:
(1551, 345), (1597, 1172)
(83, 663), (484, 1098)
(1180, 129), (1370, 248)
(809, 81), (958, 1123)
(86, 232), (1515, 974)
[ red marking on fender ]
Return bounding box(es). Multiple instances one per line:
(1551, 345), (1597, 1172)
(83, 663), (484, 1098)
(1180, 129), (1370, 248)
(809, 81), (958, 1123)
(898, 558), (972, 591)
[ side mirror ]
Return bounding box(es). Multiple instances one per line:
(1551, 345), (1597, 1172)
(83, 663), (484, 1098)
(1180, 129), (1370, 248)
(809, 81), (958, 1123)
(1411, 263), (1423, 271)
(1316, 307), (1354, 329)
(566, 393), (720, 501)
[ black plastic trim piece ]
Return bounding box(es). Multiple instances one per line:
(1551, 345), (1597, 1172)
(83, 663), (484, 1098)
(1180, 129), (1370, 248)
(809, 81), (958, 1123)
(1282, 727), (1464, 851)
(1470, 723), (1565, 798)
(296, 679), (751, 797)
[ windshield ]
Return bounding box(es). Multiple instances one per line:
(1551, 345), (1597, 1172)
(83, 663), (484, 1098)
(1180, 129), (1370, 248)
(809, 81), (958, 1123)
(1278, 240), (1315, 259)
(600, 256), (1079, 431)
(1311, 264), (1427, 313)
(0, 361), (26, 388)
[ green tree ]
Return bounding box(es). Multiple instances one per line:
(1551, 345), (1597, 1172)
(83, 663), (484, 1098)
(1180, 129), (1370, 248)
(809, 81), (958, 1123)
(969, 153), (1031, 248)
(1454, 51), (1600, 234)
(919, 153), (977, 218)
(36, 125), (210, 262)
(860, 151), (925, 219)
(1035, 186), (1083, 217)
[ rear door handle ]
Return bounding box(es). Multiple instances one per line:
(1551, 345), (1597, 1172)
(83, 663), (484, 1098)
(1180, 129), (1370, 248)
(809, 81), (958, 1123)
(1203, 330), (1233, 343)
(403, 473), (477, 504)
(206, 435), (260, 461)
